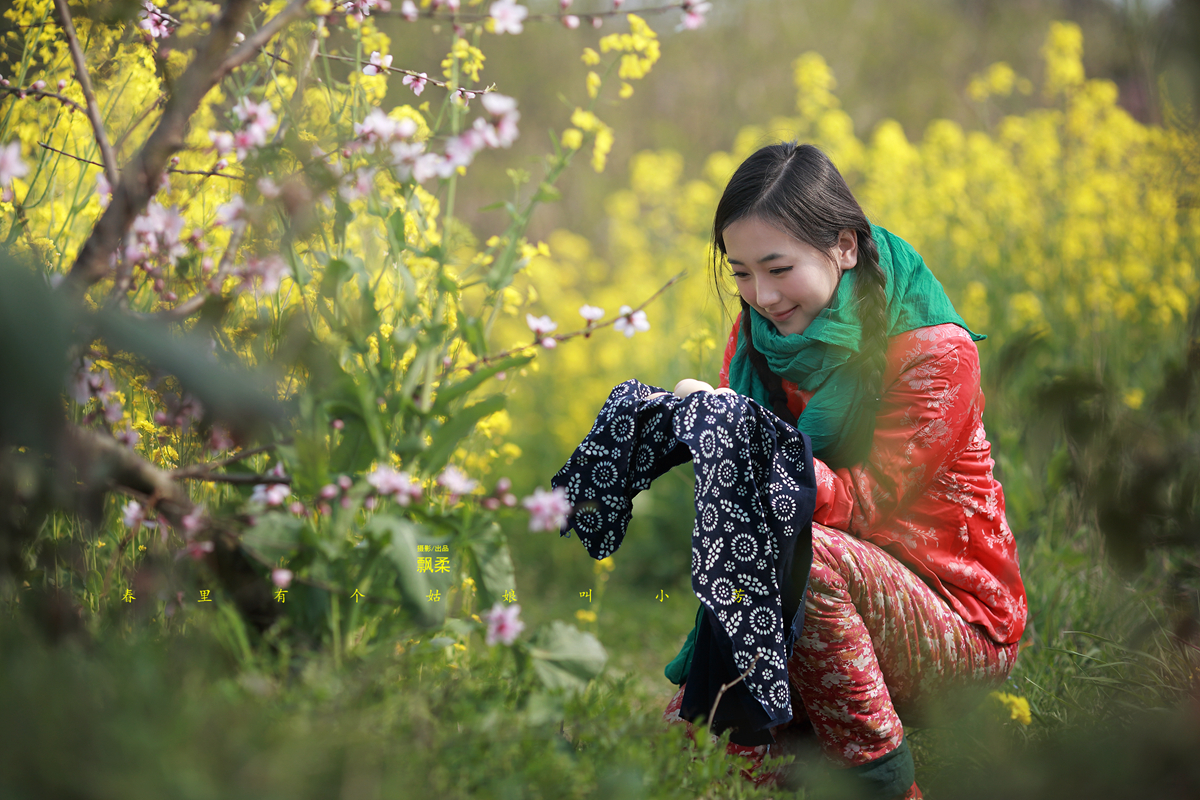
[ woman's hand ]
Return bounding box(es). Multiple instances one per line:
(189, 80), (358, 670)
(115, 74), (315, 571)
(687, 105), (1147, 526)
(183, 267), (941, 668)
(674, 378), (714, 397)
(646, 380), (738, 400)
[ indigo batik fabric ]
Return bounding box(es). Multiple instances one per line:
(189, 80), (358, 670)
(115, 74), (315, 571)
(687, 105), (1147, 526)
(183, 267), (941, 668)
(552, 380), (817, 744)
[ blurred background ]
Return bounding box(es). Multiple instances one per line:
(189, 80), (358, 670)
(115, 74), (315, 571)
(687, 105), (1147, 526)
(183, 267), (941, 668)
(3, 1), (1199, 796)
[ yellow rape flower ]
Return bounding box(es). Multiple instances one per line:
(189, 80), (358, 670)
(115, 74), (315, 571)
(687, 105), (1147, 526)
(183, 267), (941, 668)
(442, 37), (485, 82)
(561, 128), (583, 151)
(989, 691), (1032, 725)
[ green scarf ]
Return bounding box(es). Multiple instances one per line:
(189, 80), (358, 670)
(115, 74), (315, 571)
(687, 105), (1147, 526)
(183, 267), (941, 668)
(727, 224), (983, 468)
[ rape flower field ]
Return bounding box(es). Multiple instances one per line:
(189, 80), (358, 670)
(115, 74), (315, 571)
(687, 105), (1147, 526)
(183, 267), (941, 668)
(0, 0), (1198, 797)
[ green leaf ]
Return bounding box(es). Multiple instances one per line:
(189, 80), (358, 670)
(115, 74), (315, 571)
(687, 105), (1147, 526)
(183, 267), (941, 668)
(386, 209), (409, 253)
(432, 353), (532, 413)
(364, 514), (442, 626)
(330, 416), (375, 474)
(534, 182), (562, 203)
(467, 523), (516, 606)
(242, 512), (305, 564)
(319, 258), (352, 299)
(325, 375), (388, 471)
(333, 195), (353, 244)
(420, 393), (506, 474)
(457, 315), (487, 358)
(528, 621), (608, 693)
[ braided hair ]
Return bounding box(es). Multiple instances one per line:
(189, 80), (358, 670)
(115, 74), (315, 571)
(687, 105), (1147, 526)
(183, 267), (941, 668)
(711, 143), (888, 468)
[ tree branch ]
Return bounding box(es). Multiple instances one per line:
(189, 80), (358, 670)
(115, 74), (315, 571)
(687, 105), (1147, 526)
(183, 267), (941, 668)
(174, 472), (291, 485)
(37, 141), (236, 180)
(52, 0), (119, 186)
(707, 652), (762, 728)
(457, 270), (686, 374)
(144, 224), (245, 322)
(68, 425), (194, 524)
(62, 0), (306, 294)
(0, 85), (86, 114)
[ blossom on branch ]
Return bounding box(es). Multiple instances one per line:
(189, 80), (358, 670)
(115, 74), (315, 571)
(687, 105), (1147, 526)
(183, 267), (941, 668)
(251, 482), (291, 506)
(363, 51), (392, 76)
(240, 254), (290, 293)
(354, 109), (418, 152)
(579, 304), (604, 322)
(342, 0), (391, 22)
(401, 72), (428, 96)
(122, 500), (157, 530)
(95, 172), (112, 209)
(367, 465), (423, 505)
(339, 167), (377, 202)
(257, 177), (281, 198)
(437, 465), (477, 500)
(680, 1), (712, 30)
(138, 1), (174, 39)
(216, 97), (278, 160)
(126, 202), (186, 267)
(214, 196), (248, 232)
(489, 0), (527, 34)
(480, 92), (520, 147)
(522, 486), (571, 532)
(483, 601), (525, 645)
(613, 305), (650, 338)
(0, 142), (28, 189)
(526, 313), (557, 337)
(208, 130), (235, 157)
(400, 0), (418, 21)
(184, 540), (215, 560)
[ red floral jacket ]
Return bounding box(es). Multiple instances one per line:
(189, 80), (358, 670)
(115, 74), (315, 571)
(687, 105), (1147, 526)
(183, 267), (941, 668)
(718, 319), (1027, 645)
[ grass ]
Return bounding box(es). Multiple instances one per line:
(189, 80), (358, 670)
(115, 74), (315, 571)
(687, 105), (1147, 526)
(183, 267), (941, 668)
(3, 434), (1199, 798)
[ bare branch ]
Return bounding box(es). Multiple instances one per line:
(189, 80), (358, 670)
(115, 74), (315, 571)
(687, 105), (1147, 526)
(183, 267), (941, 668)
(457, 270), (686, 374)
(68, 425), (194, 524)
(175, 472), (291, 485)
(146, 225), (245, 322)
(52, 0), (119, 186)
(322, 52), (494, 95)
(0, 85), (86, 114)
(220, 0), (308, 76)
(708, 652), (762, 728)
(382, 2), (693, 24)
(62, 0), (307, 294)
(37, 141), (236, 180)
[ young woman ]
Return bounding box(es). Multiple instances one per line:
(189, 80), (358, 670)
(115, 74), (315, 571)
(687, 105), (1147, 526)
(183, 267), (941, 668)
(554, 142), (1025, 800)
(661, 142), (1027, 799)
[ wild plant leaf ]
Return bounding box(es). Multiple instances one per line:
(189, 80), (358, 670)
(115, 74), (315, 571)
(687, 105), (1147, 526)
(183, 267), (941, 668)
(432, 353), (533, 413)
(420, 394), (506, 474)
(528, 621), (607, 693)
(242, 512), (305, 564)
(365, 514), (441, 626)
(467, 523), (516, 606)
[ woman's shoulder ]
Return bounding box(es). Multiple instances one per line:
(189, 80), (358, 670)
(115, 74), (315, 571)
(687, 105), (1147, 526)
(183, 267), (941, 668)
(884, 324), (979, 382)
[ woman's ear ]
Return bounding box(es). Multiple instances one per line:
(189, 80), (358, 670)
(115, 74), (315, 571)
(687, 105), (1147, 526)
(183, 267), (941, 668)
(834, 229), (858, 270)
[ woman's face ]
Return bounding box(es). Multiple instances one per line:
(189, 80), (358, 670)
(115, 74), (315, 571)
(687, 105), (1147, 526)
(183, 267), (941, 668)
(723, 217), (858, 337)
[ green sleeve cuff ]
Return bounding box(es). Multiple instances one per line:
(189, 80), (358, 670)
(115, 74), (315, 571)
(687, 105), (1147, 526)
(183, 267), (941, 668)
(843, 737), (915, 799)
(664, 603), (705, 685)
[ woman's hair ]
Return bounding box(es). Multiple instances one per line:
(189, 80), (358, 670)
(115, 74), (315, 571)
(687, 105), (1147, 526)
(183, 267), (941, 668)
(711, 142), (888, 437)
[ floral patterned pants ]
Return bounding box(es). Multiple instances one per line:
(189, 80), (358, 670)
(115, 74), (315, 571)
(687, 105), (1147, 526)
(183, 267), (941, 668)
(665, 523), (1019, 797)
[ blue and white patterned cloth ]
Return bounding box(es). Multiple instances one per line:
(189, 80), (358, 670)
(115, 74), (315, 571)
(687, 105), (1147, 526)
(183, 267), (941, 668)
(552, 379), (816, 744)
